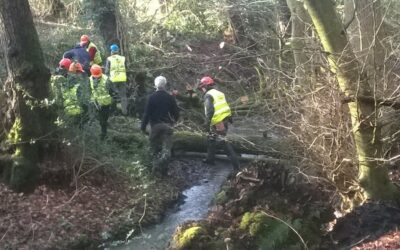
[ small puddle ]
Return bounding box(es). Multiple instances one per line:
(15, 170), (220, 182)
(108, 161), (232, 250)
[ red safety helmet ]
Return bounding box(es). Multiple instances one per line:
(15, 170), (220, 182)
(59, 58), (72, 70)
(80, 35), (90, 46)
(198, 76), (215, 89)
(90, 64), (102, 78)
(69, 62), (84, 73)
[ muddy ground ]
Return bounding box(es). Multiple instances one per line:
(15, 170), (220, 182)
(0, 156), (211, 250)
(167, 161), (400, 250)
(2, 150), (400, 250)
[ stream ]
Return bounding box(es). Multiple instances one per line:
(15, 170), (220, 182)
(108, 160), (232, 250)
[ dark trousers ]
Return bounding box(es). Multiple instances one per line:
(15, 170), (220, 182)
(80, 104), (89, 128)
(109, 82), (128, 115)
(97, 105), (111, 139)
(206, 121), (239, 169)
(149, 123), (173, 174)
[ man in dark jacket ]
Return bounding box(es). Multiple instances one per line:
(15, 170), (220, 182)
(63, 43), (91, 74)
(141, 76), (179, 175)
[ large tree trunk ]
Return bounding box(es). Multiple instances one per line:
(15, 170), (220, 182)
(87, 0), (119, 47)
(0, 0), (52, 191)
(344, 0), (386, 94)
(286, 0), (312, 84)
(304, 0), (399, 200)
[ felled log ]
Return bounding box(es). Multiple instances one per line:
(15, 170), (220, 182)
(172, 131), (289, 157)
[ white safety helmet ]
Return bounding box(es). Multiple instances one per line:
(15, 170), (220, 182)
(154, 76), (167, 89)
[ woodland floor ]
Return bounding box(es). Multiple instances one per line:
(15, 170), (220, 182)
(0, 157), (211, 250)
(2, 157), (400, 249)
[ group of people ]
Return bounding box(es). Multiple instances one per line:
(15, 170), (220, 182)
(51, 35), (128, 139)
(52, 34), (239, 175)
(141, 75), (240, 175)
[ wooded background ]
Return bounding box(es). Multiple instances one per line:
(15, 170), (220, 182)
(2, 0), (400, 207)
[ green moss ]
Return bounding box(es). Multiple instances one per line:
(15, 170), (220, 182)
(7, 118), (22, 156)
(240, 212), (270, 236)
(214, 190), (228, 205)
(173, 226), (206, 249)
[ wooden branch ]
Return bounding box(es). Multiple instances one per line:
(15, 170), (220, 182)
(341, 96), (400, 109)
(343, 6), (356, 30)
(34, 20), (87, 30)
(237, 174), (261, 183)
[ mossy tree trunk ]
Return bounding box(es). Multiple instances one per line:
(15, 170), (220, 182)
(87, 0), (119, 47)
(304, 0), (399, 200)
(0, 0), (52, 191)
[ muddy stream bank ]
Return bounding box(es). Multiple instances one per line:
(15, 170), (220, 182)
(108, 160), (233, 250)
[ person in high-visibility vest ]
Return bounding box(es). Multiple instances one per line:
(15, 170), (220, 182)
(67, 61), (91, 127)
(105, 44), (128, 116)
(80, 35), (102, 66)
(89, 64), (113, 140)
(197, 76), (239, 170)
(51, 58), (71, 110)
(60, 62), (87, 127)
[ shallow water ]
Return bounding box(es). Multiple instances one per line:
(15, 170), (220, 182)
(109, 161), (232, 250)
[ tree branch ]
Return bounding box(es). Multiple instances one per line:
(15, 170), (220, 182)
(341, 96), (400, 109)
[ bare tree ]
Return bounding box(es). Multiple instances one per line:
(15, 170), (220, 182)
(304, 0), (399, 200)
(286, 0), (313, 83)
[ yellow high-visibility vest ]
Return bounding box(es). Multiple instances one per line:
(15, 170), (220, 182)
(87, 42), (102, 65)
(62, 84), (82, 116)
(90, 75), (112, 106)
(107, 55), (127, 83)
(206, 89), (232, 125)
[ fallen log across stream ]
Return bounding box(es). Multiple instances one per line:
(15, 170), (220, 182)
(172, 131), (292, 158)
(109, 129), (296, 159)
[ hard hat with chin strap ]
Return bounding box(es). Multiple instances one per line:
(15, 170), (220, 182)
(198, 76), (215, 89)
(110, 44), (119, 52)
(90, 64), (103, 78)
(59, 58), (72, 70)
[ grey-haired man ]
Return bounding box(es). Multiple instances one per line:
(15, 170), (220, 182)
(141, 76), (180, 175)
